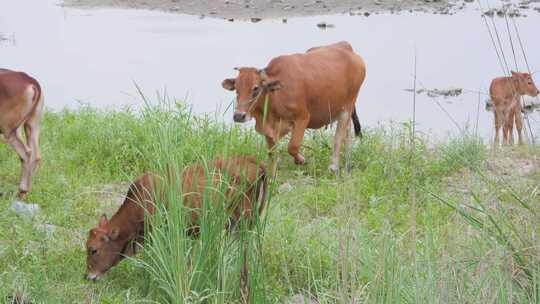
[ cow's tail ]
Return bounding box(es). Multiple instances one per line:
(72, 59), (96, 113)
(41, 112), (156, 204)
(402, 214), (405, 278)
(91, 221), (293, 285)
(351, 108), (362, 138)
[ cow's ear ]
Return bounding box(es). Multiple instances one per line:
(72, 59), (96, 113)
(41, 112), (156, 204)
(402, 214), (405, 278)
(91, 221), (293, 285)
(263, 80), (282, 92)
(109, 227), (120, 241)
(222, 78), (236, 91)
(98, 214), (108, 228)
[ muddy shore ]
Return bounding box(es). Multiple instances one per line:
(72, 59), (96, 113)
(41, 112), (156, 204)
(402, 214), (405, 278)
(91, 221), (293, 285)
(62, 0), (461, 20)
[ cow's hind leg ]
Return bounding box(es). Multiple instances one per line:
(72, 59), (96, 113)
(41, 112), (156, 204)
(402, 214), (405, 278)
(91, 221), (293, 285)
(515, 108), (525, 145)
(343, 123), (353, 172)
(329, 111), (351, 173)
(507, 108), (515, 145)
(502, 109), (510, 145)
(24, 99), (43, 179)
(494, 110), (502, 146)
(5, 130), (32, 199)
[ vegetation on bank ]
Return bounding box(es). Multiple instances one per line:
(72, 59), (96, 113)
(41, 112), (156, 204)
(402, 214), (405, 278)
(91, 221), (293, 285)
(0, 99), (538, 303)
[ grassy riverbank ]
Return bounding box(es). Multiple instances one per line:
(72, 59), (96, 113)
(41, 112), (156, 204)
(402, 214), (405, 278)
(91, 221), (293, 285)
(0, 100), (538, 303)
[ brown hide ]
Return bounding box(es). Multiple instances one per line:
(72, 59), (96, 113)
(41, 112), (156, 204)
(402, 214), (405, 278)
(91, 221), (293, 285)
(489, 71), (539, 145)
(0, 69), (44, 199)
(85, 156), (266, 280)
(222, 41), (366, 172)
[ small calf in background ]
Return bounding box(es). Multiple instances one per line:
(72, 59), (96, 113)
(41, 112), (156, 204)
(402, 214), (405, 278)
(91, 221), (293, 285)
(0, 69), (44, 200)
(85, 156), (266, 301)
(489, 71), (539, 145)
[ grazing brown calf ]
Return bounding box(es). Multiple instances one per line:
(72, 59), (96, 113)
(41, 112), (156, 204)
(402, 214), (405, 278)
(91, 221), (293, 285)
(85, 156), (266, 283)
(222, 41), (366, 173)
(0, 69), (44, 200)
(489, 71), (539, 145)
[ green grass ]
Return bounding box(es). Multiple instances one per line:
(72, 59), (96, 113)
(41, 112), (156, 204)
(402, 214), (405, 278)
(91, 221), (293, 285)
(0, 98), (538, 303)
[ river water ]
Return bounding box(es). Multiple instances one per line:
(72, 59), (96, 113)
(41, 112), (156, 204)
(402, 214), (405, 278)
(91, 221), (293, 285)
(1, 0), (539, 140)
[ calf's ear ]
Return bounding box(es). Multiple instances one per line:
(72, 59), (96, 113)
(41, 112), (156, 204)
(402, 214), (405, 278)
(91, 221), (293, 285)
(511, 71), (522, 78)
(99, 214), (108, 228)
(263, 80), (282, 92)
(222, 78), (236, 91)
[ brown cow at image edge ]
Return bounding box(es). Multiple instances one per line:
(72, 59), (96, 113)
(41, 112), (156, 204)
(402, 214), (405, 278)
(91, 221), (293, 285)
(0, 69), (44, 200)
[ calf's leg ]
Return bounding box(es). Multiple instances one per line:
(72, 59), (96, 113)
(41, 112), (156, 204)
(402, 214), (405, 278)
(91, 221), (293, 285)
(507, 108), (515, 145)
(514, 108), (525, 145)
(5, 130), (32, 199)
(494, 110), (502, 146)
(502, 109), (512, 145)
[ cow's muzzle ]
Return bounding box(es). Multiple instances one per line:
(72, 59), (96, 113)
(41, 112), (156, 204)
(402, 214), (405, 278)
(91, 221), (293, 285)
(85, 272), (101, 281)
(233, 112), (248, 123)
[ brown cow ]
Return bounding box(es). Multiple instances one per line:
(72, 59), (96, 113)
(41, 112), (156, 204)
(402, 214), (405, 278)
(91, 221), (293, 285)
(85, 156), (266, 282)
(489, 71), (539, 145)
(222, 41), (366, 173)
(0, 69), (44, 200)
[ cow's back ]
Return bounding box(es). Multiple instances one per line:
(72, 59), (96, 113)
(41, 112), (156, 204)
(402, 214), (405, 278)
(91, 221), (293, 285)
(124, 157), (265, 234)
(118, 172), (159, 224)
(0, 69), (41, 132)
(181, 156), (266, 225)
(265, 42), (365, 128)
(489, 77), (516, 109)
(0, 69), (39, 101)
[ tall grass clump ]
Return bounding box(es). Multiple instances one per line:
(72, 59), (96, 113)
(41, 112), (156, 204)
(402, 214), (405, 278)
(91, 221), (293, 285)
(131, 94), (272, 303)
(431, 159), (540, 302)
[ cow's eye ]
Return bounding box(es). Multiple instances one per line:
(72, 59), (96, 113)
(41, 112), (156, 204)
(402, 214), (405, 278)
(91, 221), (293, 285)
(89, 247), (97, 255)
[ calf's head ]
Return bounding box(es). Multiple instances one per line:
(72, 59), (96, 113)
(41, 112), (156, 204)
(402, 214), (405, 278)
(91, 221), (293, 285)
(512, 71), (539, 97)
(222, 67), (282, 123)
(85, 214), (122, 281)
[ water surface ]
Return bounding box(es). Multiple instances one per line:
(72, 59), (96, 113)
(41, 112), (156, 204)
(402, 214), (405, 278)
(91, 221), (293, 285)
(1, 0), (540, 139)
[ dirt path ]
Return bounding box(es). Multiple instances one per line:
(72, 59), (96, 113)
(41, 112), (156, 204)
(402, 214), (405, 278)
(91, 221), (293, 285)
(62, 0), (459, 20)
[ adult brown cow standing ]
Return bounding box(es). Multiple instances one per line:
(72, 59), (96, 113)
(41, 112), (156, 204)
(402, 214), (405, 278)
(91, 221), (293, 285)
(0, 69), (44, 200)
(222, 41), (366, 173)
(489, 71), (539, 145)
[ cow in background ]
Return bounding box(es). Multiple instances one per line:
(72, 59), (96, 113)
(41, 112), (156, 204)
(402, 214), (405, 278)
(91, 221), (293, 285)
(222, 41), (366, 173)
(489, 71), (539, 145)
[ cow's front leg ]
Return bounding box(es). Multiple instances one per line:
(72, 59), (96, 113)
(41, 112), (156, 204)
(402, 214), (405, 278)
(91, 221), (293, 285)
(288, 115), (309, 165)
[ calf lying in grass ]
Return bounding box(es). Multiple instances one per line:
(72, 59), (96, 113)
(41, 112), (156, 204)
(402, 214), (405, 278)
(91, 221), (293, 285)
(85, 155), (267, 283)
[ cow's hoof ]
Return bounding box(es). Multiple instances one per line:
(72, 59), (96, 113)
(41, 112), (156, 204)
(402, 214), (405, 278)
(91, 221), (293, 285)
(329, 164), (339, 174)
(294, 155), (305, 165)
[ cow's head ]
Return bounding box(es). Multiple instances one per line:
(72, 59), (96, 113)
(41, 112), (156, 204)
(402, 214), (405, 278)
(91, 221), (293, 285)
(511, 71), (539, 97)
(222, 67), (282, 123)
(85, 214), (122, 281)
